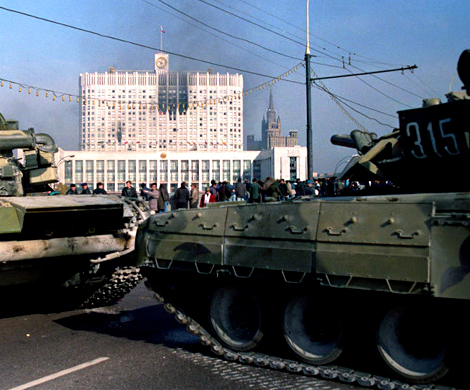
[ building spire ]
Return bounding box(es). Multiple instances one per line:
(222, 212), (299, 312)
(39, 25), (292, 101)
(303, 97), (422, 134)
(269, 87), (274, 110)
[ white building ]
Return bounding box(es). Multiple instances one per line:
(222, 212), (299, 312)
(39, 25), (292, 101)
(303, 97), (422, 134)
(56, 147), (307, 193)
(79, 53), (244, 153)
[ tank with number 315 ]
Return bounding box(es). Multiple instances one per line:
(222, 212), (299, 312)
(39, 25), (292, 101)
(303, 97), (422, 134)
(136, 50), (470, 387)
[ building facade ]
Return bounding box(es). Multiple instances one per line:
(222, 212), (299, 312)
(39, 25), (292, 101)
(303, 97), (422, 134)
(79, 53), (244, 153)
(246, 89), (299, 150)
(56, 147), (307, 194)
(262, 89), (298, 149)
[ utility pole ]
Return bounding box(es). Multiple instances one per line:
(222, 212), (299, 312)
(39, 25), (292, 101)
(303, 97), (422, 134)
(305, 0), (314, 180)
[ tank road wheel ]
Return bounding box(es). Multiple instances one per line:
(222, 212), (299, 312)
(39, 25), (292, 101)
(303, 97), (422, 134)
(376, 305), (449, 383)
(209, 286), (263, 351)
(282, 294), (344, 365)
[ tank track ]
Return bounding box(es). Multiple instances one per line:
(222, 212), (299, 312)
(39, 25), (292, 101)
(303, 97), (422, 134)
(149, 288), (461, 390)
(80, 266), (142, 308)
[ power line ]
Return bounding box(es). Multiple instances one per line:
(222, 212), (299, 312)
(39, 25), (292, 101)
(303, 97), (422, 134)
(233, 0), (405, 68)
(317, 85), (396, 127)
(180, 0), (425, 103)
(0, 5), (306, 83)
(139, 0), (295, 73)
(194, 0), (305, 48)
(153, 0), (302, 61)
(311, 69), (396, 130)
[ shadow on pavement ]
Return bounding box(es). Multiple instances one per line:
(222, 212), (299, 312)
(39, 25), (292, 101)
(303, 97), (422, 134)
(54, 303), (203, 353)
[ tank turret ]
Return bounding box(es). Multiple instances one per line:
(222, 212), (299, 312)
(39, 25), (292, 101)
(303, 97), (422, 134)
(0, 112), (58, 196)
(332, 50), (470, 193)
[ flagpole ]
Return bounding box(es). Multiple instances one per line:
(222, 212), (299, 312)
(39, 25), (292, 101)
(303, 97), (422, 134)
(160, 25), (163, 52)
(305, 0), (314, 180)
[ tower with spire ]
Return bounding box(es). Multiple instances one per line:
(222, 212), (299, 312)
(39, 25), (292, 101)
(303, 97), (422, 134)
(258, 88), (298, 149)
(261, 89), (282, 149)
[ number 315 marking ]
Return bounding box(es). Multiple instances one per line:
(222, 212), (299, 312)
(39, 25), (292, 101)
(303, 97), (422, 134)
(406, 118), (460, 159)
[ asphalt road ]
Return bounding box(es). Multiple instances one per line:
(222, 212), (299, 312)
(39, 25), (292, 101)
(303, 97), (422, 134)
(0, 282), (359, 390)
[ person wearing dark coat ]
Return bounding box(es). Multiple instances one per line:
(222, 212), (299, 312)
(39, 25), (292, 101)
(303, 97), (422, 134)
(93, 182), (107, 195)
(174, 182), (190, 209)
(80, 182), (92, 194)
(217, 181), (231, 202)
(234, 178), (246, 201)
(249, 178), (261, 203)
(303, 180), (315, 196)
(121, 181), (138, 198)
(157, 183), (170, 212)
(66, 183), (78, 195)
(140, 183), (151, 201)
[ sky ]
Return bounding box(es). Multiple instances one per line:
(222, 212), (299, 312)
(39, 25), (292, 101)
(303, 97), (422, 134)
(0, 0), (468, 173)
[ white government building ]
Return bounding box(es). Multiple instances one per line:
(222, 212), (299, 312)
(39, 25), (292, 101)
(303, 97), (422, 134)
(56, 147), (307, 194)
(79, 52), (243, 153)
(56, 52), (307, 192)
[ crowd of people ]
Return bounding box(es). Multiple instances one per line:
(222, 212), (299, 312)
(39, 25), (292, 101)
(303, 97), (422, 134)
(61, 176), (395, 212)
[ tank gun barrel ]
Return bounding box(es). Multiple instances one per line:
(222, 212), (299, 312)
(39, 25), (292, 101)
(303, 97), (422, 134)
(0, 130), (35, 150)
(330, 134), (356, 149)
(331, 130), (378, 154)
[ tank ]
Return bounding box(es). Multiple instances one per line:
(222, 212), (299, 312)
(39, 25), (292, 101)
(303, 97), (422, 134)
(135, 50), (470, 387)
(0, 113), (144, 312)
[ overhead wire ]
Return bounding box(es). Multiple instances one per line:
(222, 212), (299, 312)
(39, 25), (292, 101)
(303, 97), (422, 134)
(233, 0), (405, 68)
(153, 0), (303, 61)
(139, 0), (295, 72)
(0, 5), (303, 83)
(185, 0), (424, 104)
(0, 3), (423, 133)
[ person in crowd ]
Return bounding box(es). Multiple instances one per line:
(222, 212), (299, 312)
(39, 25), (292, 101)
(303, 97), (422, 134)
(249, 178), (261, 203)
(157, 183), (170, 213)
(93, 182), (107, 195)
(174, 182), (190, 209)
(190, 183), (200, 209)
(244, 179), (251, 202)
(229, 185), (237, 202)
(210, 180), (219, 201)
(66, 183), (78, 195)
(263, 177), (279, 202)
(295, 178), (304, 196)
(143, 183), (160, 214)
(326, 177), (335, 196)
(234, 178), (246, 202)
(199, 187), (216, 207)
(335, 178), (345, 196)
(218, 181), (231, 202)
(303, 180), (315, 196)
(278, 179), (288, 201)
(121, 181), (138, 198)
(140, 183), (151, 201)
(80, 182), (91, 194)
(314, 179), (321, 196)
(286, 180), (295, 198)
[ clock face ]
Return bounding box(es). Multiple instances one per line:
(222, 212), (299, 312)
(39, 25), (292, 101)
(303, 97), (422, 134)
(156, 57), (167, 68)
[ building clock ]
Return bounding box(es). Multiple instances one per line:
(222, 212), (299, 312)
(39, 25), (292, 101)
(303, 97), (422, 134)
(156, 56), (167, 69)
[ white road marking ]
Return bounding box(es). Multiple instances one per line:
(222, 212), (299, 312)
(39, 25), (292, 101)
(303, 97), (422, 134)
(8, 357), (110, 390)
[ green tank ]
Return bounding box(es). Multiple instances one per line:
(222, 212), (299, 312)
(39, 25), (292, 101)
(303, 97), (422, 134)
(136, 50), (470, 387)
(0, 113), (144, 311)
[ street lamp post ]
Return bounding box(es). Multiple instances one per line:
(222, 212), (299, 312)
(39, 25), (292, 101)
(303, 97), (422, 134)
(305, 0), (314, 180)
(55, 154), (75, 167)
(53, 154), (75, 189)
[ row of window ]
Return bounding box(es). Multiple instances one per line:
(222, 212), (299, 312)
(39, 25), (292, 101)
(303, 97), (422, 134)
(65, 159), (252, 189)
